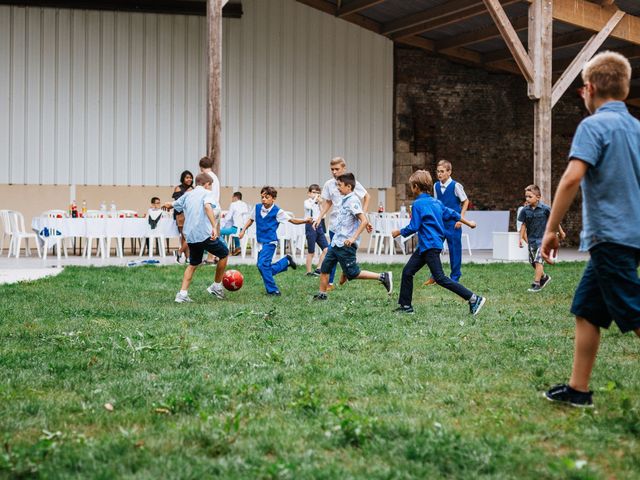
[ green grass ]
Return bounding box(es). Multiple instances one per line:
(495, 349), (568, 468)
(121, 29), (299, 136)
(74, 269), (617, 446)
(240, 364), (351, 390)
(1, 262), (639, 479)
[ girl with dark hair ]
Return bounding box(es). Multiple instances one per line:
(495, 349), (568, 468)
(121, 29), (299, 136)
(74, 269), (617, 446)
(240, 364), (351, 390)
(172, 170), (194, 263)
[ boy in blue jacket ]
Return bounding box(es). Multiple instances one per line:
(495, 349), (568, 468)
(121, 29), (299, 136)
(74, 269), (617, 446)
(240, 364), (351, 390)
(392, 170), (485, 315)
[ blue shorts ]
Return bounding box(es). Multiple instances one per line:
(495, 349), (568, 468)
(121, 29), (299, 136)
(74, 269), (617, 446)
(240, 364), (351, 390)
(305, 223), (328, 254)
(188, 238), (229, 266)
(571, 243), (640, 333)
(320, 245), (361, 280)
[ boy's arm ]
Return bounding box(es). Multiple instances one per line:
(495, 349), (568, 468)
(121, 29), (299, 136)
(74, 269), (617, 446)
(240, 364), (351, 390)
(457, 215), (476, 229)
(238, 218), (254, 239)
(392, 207), (421, 238)
(558, 224), (566, 240)
(289, 217), (313, 225)
(519, 224), (527, 247)
(455, 199), (470, 229)
(204, 203), (218, 240)
(541, 160), (588, 263)
(313, 199), (332, 229)
(344, 213), (369, 247)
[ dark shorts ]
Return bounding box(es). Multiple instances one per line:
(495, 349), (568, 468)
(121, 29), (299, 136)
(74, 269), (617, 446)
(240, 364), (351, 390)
(571, 243), (640, 333)
(320, 245), (361, 280)
(528, 245), (544, 266)
(305, 223), (329, 254)
(188, 237), (229, 266)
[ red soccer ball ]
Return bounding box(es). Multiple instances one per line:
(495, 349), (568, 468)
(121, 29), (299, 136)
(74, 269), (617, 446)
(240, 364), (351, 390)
(222, 269), (244, 291)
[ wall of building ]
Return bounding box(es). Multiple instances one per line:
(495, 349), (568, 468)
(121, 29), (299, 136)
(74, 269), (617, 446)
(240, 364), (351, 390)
(393, 46), (639, 246)
(0, 0), (393, 189)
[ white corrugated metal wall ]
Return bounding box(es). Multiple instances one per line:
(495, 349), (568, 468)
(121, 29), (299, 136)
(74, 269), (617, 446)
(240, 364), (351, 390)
(0, 0), (393, 188)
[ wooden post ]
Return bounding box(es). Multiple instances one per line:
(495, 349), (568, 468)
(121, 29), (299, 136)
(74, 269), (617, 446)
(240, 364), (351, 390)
(528, 0), (553, 200)
(207, 0), (223, 176)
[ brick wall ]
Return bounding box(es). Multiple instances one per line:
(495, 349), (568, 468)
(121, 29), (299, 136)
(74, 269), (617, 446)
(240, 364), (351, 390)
(394, 45), (638, 246)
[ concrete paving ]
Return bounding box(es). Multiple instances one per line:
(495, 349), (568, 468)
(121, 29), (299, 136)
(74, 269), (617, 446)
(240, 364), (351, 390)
(0, 248), (589, 285)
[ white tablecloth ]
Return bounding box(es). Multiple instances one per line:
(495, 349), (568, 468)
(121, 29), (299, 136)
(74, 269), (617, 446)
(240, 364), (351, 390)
(32, 216), (180, 239)
(463, 211), (510, 249)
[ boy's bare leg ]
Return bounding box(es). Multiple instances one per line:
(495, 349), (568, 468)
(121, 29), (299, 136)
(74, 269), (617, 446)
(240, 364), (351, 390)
(356, 270), (381, 280)
(306, 254), (314, 273)
(214, 256), (228, 283)
(339, 273), (348, 285)
(534, 263), (544, 282)
(180, 265), (198, 291)
(569, 317), (601, 392)
(319, 273), (330, 293)
(318, 248), (327, 268)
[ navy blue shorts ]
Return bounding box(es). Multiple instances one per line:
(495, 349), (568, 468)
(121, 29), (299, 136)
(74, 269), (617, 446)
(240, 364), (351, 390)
(571, 243), (640, 333)
(305, 223), (329, 254)
(188, 237), (229, 266)
(320, 245), (361, 280)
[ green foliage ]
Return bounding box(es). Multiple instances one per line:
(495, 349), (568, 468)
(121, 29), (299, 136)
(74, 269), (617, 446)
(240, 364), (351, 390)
(0, 262), (639, 478)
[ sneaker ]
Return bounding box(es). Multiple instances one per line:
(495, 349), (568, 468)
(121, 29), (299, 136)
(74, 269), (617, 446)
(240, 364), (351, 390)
(539, 274), (552, 290)
(469, 296), (486, 316)
(175, 292), (193, 303)
(206, 283), (225, 299)
(423, 277), (436, 287)
(395, 305), (415, 314)
(528, 283), (541, 292)
(327, 284), (335, 292)
(306, 272), (316, 277)
(544, 384), (593, 408)
(286, 254), (297, 270)
(380, 271), (393, 295)
(174, 251), (182, 264)
(313, 293), (328, 301)
(267, 291), (282, 296)
(231, 248), (242, 256)
(313, 269), (322, 276)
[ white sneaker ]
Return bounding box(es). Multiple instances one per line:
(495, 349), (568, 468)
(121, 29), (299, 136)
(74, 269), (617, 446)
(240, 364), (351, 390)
(207, 283), (225, 299)
(175, 292), (193, 303)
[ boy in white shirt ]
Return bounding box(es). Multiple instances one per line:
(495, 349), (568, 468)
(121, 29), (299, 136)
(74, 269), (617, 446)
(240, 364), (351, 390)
(304, 184), (328, 276)
(220, 191), (249, 256)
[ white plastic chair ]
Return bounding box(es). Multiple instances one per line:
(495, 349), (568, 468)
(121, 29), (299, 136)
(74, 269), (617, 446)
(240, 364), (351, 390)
(38, 217), (68, 260)
(84, 212), (107, 259)
(105, 218), (123, 258)
(139, 212), (169, 258)
(238, 222), (257, 259)
(442, 233), (473, 256)
(0, 209), (14, 255)
(8, 211), (41, 258)
(375, 213), (402, 256)
(367, 213), (381, 254)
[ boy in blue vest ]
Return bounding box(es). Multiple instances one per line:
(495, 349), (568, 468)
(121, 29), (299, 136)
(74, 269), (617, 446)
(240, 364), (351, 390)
(425, 159), (469, 285)
(540, 51), (640, 408)
(238, 186), (311, 296)
(392, 170), (485, 315)
(313, 173), (392, 300)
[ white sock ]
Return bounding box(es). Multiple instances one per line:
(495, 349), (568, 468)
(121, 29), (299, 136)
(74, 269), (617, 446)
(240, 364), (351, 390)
(180, 290), (188, 296)
(213, 282), (222, 288)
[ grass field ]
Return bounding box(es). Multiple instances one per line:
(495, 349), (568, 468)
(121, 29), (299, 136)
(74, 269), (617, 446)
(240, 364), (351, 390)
(1, 262), (639, 479)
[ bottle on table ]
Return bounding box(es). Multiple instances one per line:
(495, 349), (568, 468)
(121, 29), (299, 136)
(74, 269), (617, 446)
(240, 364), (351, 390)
(110, 201), (117, 218)
(377, 202), (384, 213)
(100, 201), (107, 217)
(82, 200), (87, 217)
(71, 200), (78, 218)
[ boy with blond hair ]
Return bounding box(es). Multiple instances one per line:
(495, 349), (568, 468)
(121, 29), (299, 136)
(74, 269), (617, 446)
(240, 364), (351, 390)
(392, 170), (485, 315)
(518, 184), (565, 292)
(541, 51), (640, 408)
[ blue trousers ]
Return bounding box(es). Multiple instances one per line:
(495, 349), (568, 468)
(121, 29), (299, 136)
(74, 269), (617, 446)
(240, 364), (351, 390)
(257, 243), (290, 294)
(444, 222), (462, 281)
(220, 226), (240, 249)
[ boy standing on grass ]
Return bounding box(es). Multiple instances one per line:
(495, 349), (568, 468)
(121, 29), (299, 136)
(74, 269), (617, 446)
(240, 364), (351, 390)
(164, 173), (229, 303)
(541, 51), (640, 408)
(239, 186), (311, 296)
(304, 184), (328, 276)
(518, 184), (565, 292)
(391, 170), (485, 315)
(313, 173), (392, 301)
(199, 156), (221, 264)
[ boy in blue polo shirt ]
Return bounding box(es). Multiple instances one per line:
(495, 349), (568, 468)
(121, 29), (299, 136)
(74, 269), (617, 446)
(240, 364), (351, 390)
(313, 173), (392, 300)
(392, 170), (485, 315)
(541, 51), (640, 408)
(238, 186), (311, 296)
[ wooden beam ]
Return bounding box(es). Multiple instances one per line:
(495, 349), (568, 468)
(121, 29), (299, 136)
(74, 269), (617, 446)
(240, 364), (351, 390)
(524, 0), (640, 46)
(207, 0), (223, 175)
(337, 0), (385, 18)
(437, 16), (528, 51)
(552, 10), (625, 107)
(483, 0), (534, 83)
(382, 0), (519, 37)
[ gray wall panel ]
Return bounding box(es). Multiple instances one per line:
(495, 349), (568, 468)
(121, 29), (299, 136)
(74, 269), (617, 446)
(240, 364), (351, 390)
(0, 1), (393, 187)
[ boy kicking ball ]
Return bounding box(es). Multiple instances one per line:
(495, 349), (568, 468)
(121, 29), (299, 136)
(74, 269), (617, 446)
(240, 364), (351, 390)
(313, 173), (392, 300)
(164, 173), (229, 303)
(391, 170), (485, 315)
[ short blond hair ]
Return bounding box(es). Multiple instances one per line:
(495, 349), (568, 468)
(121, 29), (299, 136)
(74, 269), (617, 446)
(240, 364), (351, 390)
(330, 156), (346, 167)
(437, 159), (452, 171)
(409, 170), (433, 194)
(525, 184), (541, 197)
(582, 51), (631, 100)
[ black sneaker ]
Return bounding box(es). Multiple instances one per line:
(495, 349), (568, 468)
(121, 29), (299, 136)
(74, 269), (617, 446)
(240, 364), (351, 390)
(528, 283), (541, 292)
(394, 305), (414, 314)
(539, 274), (552, 290)
(469, 296), (486, 316)
(286, 254), (297, 270)
(313, 269), (322, 276)
(380, 271), (393, 295)
(544, 384), (593, 408)
(267, 291), (282, 297)
(305, 272), (316, 277)
(313, 293), (328, 301)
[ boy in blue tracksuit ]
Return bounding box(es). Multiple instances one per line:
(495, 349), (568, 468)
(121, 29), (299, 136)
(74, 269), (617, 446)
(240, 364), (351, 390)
(425, 159), (469, 284)
(392, 170), (485, 315)
(239, 186), (311, 296)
